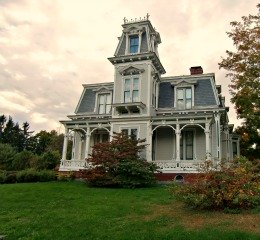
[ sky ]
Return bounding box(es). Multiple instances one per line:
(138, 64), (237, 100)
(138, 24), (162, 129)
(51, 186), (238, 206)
(0, 0), (258, 133)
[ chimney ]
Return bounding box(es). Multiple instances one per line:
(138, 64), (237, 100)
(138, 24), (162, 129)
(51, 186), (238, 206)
(190, 66), (203, 75)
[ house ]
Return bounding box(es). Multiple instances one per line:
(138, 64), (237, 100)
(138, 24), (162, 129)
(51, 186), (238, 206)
(59, 15), (240, 177)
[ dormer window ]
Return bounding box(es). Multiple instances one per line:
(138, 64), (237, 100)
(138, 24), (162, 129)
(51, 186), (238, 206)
(129, 35), (139, 53)
(177, 87), (192, 110)
(98, 93), (111, 114)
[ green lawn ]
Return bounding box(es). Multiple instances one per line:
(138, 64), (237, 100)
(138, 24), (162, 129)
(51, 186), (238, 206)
(0, 181), (259, 240)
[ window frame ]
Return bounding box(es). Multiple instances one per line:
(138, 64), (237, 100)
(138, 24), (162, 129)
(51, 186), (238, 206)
(96, 92), (112, 114)
(180, 129), (196, 160)
(174, 85), (194, 110)
(129, 35), (139, 54)
(122, 75), (140, 103)
(120, 126), (140, 140)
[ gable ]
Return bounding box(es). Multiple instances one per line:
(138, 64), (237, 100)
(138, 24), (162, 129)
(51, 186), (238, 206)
(119, 66), (145, 76)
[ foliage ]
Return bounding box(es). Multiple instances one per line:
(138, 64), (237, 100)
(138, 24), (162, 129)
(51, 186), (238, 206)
(36, 150), (61, 170)
(16, 169), (56, 183)
(219, 5), (260, 159)
(0, 143), (17, 170)
(83, 133), (158, 188)
(34, 130), (65, 155)
(12, 150), (39, 170)
(235, 126), (260, 160)
(0, 169), (56, 184)
(57, 171), (76, 181)
(170, 157), (260, 211)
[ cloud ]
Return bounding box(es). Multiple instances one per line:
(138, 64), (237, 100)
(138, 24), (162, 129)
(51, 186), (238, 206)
(0, 0), (258, 132)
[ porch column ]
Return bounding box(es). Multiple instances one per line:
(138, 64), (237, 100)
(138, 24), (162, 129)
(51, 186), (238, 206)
(72, 132), (76, 160)
(146, 122), (152, 162)
(175, 123), (181, 161)
(78, 134), (82, 160)
(215, 113), (221, 160)
(205, 123), (211, 160)
(109, 125), (113, 141)
(61, 127), (68, 160)
(85, 127), (91, 159)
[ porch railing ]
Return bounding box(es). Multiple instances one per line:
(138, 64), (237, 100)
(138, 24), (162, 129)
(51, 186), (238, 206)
(59, 159), (215, 172)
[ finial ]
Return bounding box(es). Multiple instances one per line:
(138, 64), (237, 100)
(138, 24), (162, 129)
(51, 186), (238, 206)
(146, 13), (150, 20)
(123, 17), (127, 24)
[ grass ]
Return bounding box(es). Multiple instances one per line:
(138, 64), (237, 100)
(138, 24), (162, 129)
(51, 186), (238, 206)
(0, 181), (259, 240)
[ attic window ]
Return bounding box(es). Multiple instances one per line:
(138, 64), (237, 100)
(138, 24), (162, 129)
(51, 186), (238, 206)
(129, 35), (139, 53)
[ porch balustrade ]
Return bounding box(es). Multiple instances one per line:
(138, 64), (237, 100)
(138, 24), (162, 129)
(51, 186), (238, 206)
(60, 159), (213, 173)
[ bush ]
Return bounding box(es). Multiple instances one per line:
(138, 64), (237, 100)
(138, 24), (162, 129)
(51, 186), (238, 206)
(0, 170), (7, 183)
(0, 143), (16, 170)
(36, 151), (60, 170)
(12, 150), (38, 170)
(170, 157), (260, 211)
(83, 133), (158, 188)
(16, 169), (56, 183)
(57, 171), (76, 181)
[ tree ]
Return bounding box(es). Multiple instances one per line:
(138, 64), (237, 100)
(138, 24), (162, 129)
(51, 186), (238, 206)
(34, 130), (64, 155)
(83, 133), (158, 188)
(0, 115), (6, 138)
(219, 4), (260, 159)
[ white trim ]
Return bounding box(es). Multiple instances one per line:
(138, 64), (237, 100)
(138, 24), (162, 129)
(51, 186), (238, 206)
(95, 92), (112, 114)
(121, 74), (141, 103)
(147, 64), (151, 115)
(210, 76), (220, 106)
(174, 85), (194, 109)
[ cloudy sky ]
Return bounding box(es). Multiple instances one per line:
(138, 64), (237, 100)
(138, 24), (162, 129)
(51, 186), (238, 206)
(0, 0), (258, 133)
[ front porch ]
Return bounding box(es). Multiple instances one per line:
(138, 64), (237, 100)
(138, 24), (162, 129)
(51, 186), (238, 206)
(59, 116), (221, 173)
(59, 159), (218, 173)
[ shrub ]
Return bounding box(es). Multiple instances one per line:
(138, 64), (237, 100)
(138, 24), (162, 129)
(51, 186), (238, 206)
(57, 171), (76, 181)
(0, 170), (7, 183)
(12, 150), (38, 170)
(170, 157), (260, 211)
(0, 143), (16, 170)
(16, 169), (56, 183)
(5, 172), (17, 183)
(36, 151), (60, 170)
(83, 133), (158, 188)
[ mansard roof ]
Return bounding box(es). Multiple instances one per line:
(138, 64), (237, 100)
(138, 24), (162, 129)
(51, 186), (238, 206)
(75, 72), (220, 115)
(75, 82), (113, 114)
(158, 74), (219, 108)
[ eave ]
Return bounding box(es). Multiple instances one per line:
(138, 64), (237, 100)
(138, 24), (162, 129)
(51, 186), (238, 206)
(108, 52), (166, 74)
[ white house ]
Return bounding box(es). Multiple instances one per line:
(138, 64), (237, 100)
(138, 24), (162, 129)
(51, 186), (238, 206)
(59, 15), (240, 175)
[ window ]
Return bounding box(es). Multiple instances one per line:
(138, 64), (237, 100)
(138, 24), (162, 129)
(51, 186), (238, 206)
(177, 87), (192, 109)
(93, 132), (109, 145)
(121, 128), (138, 140)
(129, 35), (139, 53)
(180, 131), (194, 160)
(98, 93), (111, 114)
(124, 78), (139, 103)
